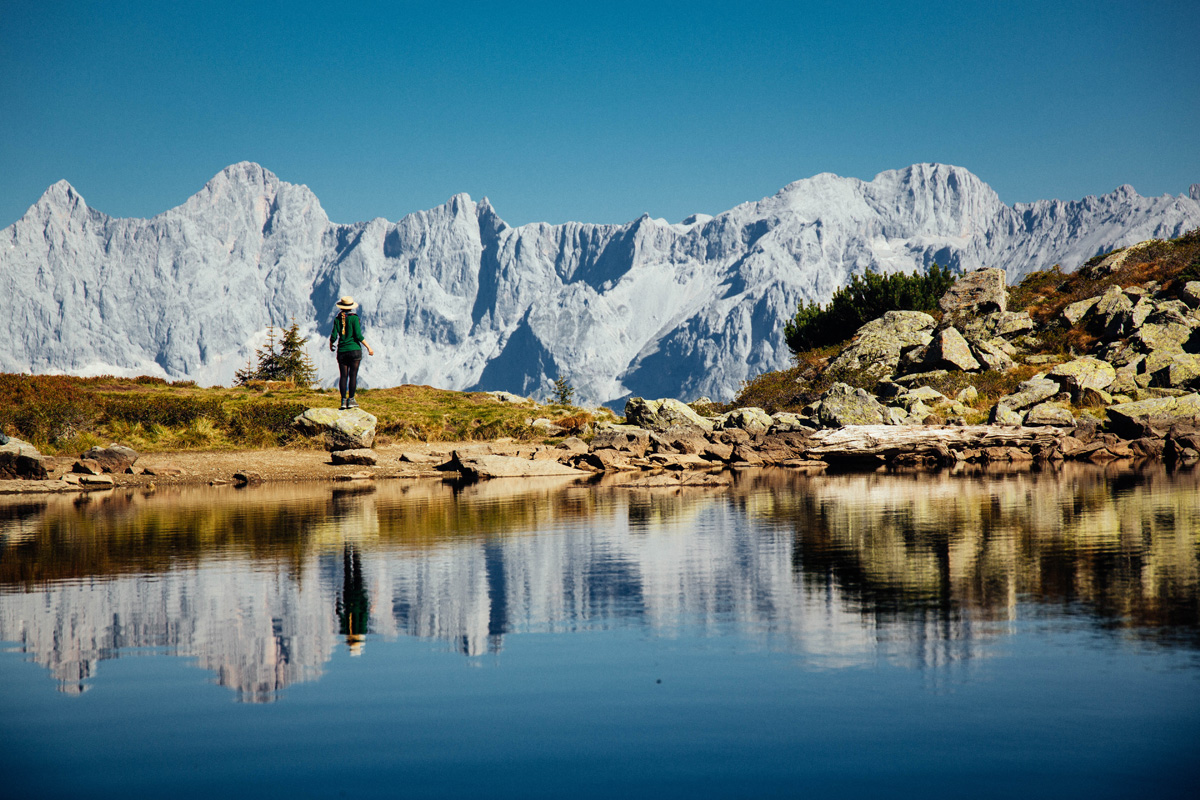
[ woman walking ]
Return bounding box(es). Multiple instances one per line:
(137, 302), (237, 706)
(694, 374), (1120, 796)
(329, 296), (374, 409)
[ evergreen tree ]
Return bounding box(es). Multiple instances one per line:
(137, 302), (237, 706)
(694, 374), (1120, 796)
(234, 320), (318, 388)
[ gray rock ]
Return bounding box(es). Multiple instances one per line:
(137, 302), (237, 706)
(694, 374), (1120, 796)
(1105, 393), (1200, 438)
(1048, 357), (1117, 399)
(896, 386), (947, 409)
(80, 444), (139, 473)
(768, 412), (815, 433)
(485, 391), (531, 404)
(448, 452), (588, 479)
(939, 268), (1007, 316)
(591, 425), (652, 456)
(530, 418), (567, 436)
(715, 407), (772, 435)
(990, 405), (1026, 425)
(814, 383), (887, 427)
(1062, 296), (1100, 325)
(970, 338), (1016, 372)
(1004, 376), (1064, 410)
(72, 459), (104, 475)
(293, 407), (377, 451)
(233, 471), (263, 484)
(915, 327), (982, 372)
(624, 398), (714, 433)
(1147, 352), (1200, 390)
(1134, 322), (1194, 352)
(1180, 281), (1200, 308)
(0, 437), (48, 480)
(827, 310), (936, 382)
(1024, 403), (1076, 427)
(331, 449), (378, 466)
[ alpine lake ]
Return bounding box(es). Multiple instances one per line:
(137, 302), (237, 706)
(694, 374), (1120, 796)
(2, 463), (1198, 799)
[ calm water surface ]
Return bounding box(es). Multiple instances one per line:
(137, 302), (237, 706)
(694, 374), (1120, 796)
(1, 466), (1198, 798)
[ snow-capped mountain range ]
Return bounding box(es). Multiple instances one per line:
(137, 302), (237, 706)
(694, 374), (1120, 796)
(3, 162), (1198, 404)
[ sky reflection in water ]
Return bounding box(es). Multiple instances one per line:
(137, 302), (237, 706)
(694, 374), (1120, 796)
(1, 466), (1198, 797)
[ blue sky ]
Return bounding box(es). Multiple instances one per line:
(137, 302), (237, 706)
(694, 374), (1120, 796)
(2, 0), (1197, 228)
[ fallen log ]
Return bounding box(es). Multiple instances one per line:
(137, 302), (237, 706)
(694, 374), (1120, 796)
(803, 424), (1068, 463)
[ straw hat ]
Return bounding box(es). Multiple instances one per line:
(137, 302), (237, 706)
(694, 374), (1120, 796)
(335, 295), (358, 311)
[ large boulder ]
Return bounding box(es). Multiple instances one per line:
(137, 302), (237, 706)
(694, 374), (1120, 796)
(1147, 352), (1200, 390)
(939, 268), (1007, 317)
(813, 383), (887, 427)
(1024, 403), (1076, 427)
(624, 398), (714, 433)
(1048, 357), (1117, 400)
(904, 327), (982, 373)
(80, 444), (139, 474)
(293, 408), (378, 451)
(826, 310), (936, 382)
(0, 437), (48, 480)
(591, 425), (652, 456)
(1105, 393), (1200, 438)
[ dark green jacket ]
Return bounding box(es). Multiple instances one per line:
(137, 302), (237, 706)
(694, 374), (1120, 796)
(330, 312), (365, 353)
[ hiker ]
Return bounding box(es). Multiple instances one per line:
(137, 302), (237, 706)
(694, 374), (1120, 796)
(329, 295), (374, 409)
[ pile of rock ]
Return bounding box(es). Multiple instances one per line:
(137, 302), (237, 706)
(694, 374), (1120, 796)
(293, 407), (378, 465)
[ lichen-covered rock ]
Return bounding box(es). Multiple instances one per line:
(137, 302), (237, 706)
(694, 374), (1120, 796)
(293, 407), (377, 451)
(939, 268), (1007, 316)
(903, 327), (982, 373)
(1062, 296), (1100, 325)
(624, 398), (714, 433)
(1134, 321), (1195, 352)
(715, 407), (772, 435)
(79, 444), (139, 474)
(591, 425), (652, 455)
(970, 338), (1016, 372)
(1024, 403), (1076, 427)
(990, 405), (1025, 425)
(827, 310), (936, 382)
(1105, 393), (1200, 438)
(1147, 352), (1200, 390)
(449, 452), (588, 479)
(1048, 357), (1116, 399)
(813, 383), (887, 427)
(1180, 281), (1200, 308)
(997, 376), (1061, 411)
(768, 412), (814, 433)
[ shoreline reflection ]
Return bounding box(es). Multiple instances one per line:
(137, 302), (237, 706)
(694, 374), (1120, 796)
(1, 466), (1197, 701)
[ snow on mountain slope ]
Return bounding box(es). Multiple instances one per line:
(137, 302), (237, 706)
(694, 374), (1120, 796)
(3, 162), (1198, 404)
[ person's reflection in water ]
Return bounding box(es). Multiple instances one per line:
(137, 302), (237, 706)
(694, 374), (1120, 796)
(336, 545), (370, 656)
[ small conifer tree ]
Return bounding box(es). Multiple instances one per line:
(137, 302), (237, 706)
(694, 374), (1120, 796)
(234, 320), (318, 388)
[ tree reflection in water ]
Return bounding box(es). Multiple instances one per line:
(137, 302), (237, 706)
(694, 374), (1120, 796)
(0, 465), (1197, 700)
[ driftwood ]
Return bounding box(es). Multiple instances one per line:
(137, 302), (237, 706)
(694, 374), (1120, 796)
(804, 424), (1067, 462)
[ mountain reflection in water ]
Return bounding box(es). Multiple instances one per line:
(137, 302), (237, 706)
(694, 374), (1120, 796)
(1, 466), (1197, 702)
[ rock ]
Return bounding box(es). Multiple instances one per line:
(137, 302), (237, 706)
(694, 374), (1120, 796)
(715, 407), (772, 435)
(573, 449), (639, 471)
(905, 327), (982, 373)
(730, 445), (764, 465)
(530, 418), (567, 436)
(331, 449), (378, 466)
(144, 466), (185, 476)
(956, 311), (1034, 342)
(1133, 322), (1193, 353)
(1180, 281), (1200, 308)
(970, 338), (1016, 372)
(1148, 352), (1200, 390)
(591, 425), (652, 456)
(649, 427), (709, 455)
(956, 386), (979, 403)
(1093, 286), (1133, 335)
(813, 383), (887, 427)
(1105, 393), (1200, 438)
(485, 391), (531, 404)
(1080, 387), (1113, 407)
(624, 398), (714, 433)
(826, 310), (936, 382)
(398, 452), (444, 464)
(1130, 297), (1154, 329)
(897, 386), (948, 408)
(59, 472), (82, 485)
(885, 407), (909, 425)
(1024, 403), (1076, 427)
(79, 444), (139, 473)
(995, 376), (1060, 413)
(1048, 357), (1116, 400)
(293, 407), (377, 451)
(648, 453), (712, 470)
(447, 452), (588, 479)
(1062, 296), (1100, 325)
(700, 441), (735, 462)
(768, 412), (814, 433)
(555, 437), (590, 454)
(73, 459), (104, 475)
(233, 471), (263, 485)
(939, 268), (1007, 316)
(989, 405), (1026, 425)
(78, 474), (115, 486)
(0, 437), (48, 480)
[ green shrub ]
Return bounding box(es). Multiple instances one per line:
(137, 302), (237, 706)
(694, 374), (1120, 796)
(227, 400), (308, 445)
(103, 394), (225, 428)
(784, 263), (956, 352)
(0, 374), (102, 444)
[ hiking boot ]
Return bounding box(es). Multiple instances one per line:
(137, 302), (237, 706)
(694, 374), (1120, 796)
(339, 398), (348, 410)
(347, 397), (359, 409)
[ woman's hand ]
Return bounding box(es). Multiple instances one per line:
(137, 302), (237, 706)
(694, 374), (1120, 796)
(366, 345), (375, 356)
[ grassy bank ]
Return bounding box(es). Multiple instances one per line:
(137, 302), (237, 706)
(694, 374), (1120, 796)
(0, 374), (594, 455)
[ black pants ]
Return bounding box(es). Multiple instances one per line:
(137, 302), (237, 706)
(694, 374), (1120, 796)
(337, 351), (362, 399)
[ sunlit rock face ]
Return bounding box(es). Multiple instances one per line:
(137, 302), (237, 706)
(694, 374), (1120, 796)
(3, 163), (1198, 404)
